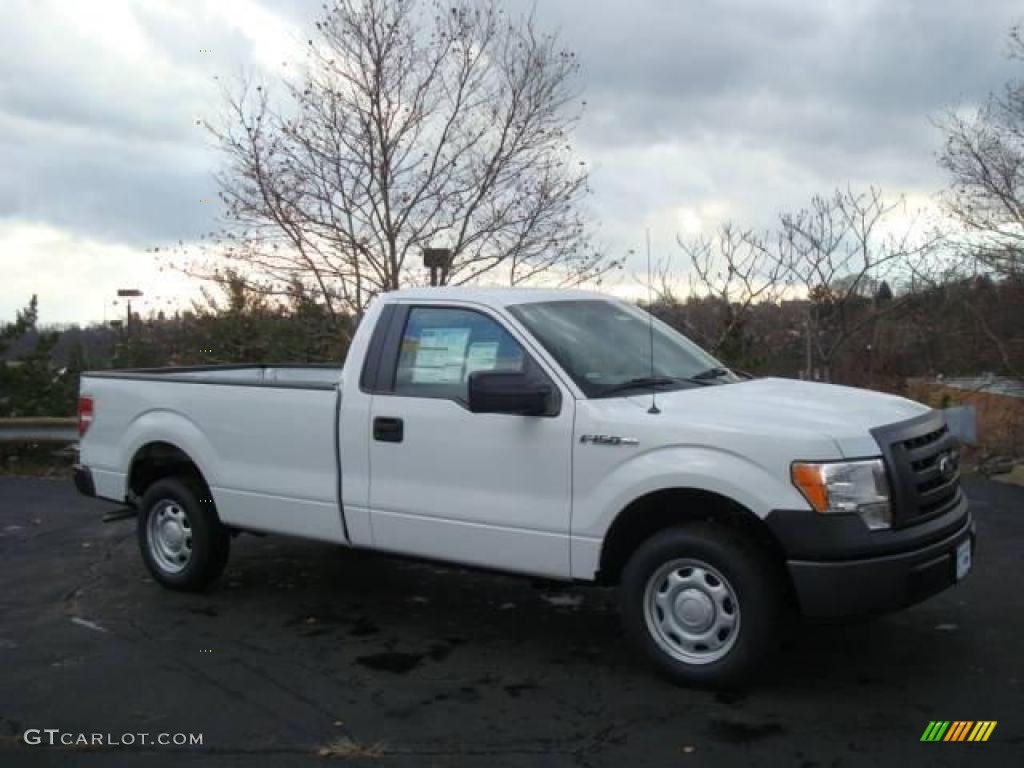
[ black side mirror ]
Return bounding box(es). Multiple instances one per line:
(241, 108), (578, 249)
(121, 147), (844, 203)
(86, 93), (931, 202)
(467, 370), (551, 416)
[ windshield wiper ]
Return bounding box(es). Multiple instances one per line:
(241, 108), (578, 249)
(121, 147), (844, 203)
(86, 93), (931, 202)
(690, 366), (735, 383)
(599, 376), (705, 397)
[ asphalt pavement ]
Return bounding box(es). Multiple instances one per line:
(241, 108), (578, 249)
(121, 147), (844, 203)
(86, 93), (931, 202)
(1, 474), (1022, 767)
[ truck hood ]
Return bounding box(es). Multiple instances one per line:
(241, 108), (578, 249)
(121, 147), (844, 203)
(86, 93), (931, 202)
(618, 377), (929, 457)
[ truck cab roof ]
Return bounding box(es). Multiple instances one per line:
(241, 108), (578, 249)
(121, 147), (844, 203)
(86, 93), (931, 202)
(377, 286), (613, 307)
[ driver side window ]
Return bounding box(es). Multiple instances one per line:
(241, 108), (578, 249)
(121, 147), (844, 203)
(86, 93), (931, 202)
(394, 307), (526, 401)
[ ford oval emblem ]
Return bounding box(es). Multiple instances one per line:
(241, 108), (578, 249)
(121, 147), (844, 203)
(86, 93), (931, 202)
(938, 452), (957, 481)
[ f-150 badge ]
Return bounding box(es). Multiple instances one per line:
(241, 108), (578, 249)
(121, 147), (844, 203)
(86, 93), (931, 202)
(579, 434), (639, 446)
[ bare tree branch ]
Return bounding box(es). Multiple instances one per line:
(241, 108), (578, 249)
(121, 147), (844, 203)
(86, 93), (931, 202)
(185, 0), (609, 320)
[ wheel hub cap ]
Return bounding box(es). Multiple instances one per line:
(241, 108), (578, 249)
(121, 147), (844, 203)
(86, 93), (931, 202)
(643, 559), (741, 665)
(147, 500), (193, 574)
(160, 519), (186, 551)
(673, 588), (715, 631)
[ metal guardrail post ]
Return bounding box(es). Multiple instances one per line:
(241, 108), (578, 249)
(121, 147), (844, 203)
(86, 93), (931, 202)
(942, 406), (977, 445)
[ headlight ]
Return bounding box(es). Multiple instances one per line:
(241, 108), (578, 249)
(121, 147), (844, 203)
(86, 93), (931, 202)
(791, 459), (891, 530)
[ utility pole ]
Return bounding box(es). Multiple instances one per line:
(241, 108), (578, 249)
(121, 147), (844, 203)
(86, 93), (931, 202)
(804, 309), (813, 380)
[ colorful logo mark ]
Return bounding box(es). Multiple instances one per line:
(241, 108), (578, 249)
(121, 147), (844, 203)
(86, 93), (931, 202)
(921, 721), (996, 742)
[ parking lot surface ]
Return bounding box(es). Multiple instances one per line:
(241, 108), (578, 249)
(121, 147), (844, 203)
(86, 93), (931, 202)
(1, 474), (1022, 766)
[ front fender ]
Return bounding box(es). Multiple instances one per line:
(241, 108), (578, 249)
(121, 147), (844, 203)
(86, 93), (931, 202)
(573, 444), (811, 540)
(568, 444), (812, 579)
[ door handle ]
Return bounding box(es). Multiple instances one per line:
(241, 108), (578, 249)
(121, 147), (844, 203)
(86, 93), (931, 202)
(373, 416), (404, 443)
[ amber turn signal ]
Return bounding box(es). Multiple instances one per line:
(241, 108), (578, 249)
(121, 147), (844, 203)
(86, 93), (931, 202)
(791, 463), (828, 513)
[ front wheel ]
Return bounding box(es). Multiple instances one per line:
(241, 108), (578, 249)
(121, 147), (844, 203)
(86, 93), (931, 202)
(620, 523), (785, 687)
(137, 476), (230, 591)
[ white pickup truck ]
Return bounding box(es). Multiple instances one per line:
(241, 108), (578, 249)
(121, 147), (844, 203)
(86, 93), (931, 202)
(74, 288), (974, 685)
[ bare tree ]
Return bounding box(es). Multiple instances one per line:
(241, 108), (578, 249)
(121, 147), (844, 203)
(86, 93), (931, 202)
(906, 236), (1024, 380)
(777, 187), (934, 381)
(674, 224), (786, 357)
(940, 24), (1024, 277)
(195, 0), (611, 322)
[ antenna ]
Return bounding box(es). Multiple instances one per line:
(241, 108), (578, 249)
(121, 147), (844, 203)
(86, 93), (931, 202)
(646, 228), (660, 415)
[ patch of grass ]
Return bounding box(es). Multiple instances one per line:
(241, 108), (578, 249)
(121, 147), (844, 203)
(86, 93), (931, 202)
(0, 442), (76, 477)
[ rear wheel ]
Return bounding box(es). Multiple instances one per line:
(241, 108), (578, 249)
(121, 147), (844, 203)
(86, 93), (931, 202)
(620, 523), (784, 687)
(138, 476), (229, 591)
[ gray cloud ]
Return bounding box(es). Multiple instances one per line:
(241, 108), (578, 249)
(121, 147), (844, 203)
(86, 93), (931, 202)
(536, 0), (1018, 136)
(0, 0), (300, 246)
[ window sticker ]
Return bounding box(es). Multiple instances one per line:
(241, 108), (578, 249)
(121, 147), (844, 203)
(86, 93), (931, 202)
(410, 327), (471, 383)
(465, 342), (499, 375)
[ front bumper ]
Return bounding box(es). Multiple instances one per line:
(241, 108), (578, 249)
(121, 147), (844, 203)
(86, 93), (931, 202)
(768, 496), (975, 618)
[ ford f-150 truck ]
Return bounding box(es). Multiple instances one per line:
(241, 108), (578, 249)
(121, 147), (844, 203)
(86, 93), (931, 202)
(74, 288), (974, 685)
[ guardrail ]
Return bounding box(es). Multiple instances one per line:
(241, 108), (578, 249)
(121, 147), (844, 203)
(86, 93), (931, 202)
(0, 418), (78, 442)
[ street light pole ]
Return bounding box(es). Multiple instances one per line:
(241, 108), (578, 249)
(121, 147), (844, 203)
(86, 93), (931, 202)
(422, 248), (452, 287)
(117, 289), (143, 335)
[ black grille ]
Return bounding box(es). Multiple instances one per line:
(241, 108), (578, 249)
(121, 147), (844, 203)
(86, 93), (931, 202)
(871, 412), (962, 527)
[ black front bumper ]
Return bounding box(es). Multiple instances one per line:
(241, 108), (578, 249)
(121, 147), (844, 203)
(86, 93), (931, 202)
(767, 495), (975, 618)
(73, 464), (95, 497)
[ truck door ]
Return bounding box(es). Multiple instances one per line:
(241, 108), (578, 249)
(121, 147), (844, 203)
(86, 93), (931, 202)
(366, 303), (574, 578)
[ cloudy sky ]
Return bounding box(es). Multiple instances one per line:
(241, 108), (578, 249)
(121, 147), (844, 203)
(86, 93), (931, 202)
(1, 0), (1020, 324)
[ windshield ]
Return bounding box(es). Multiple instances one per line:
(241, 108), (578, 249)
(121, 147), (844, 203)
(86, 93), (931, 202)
(508, 300), (734, 397)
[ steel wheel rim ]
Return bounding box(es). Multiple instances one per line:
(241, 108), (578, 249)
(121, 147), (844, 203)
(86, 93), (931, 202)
(147, 499), (193, 574)
(642, 558), (740, 665)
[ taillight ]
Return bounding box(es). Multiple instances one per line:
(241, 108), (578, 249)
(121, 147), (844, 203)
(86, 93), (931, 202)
(78, 396), (94, 437)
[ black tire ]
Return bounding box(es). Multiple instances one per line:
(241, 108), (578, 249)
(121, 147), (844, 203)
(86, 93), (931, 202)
(620, 522), (785, 688)
(137, 475), (230, 591)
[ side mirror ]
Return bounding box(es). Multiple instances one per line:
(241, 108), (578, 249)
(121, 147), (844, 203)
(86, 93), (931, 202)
(467, 370), (551, 416)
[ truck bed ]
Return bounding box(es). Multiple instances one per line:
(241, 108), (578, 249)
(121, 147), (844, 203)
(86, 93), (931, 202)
(79, 364), (347, 543)
(85, 364), (343, 390)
